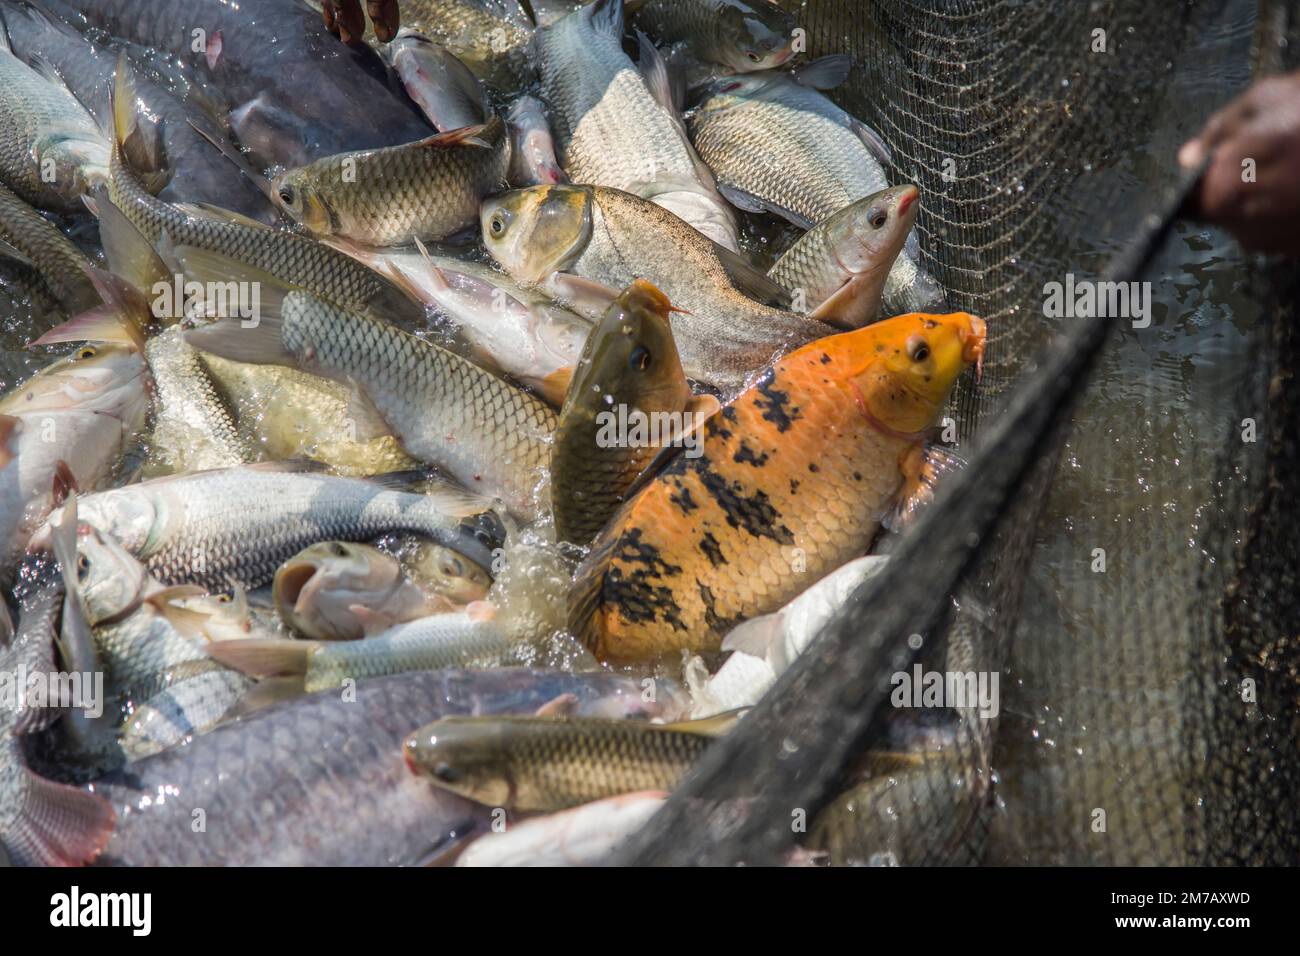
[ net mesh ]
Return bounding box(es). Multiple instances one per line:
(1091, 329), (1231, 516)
(618, 0), (1300, 865)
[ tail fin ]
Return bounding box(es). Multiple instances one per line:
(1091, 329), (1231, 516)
(110, 55), (169, 195)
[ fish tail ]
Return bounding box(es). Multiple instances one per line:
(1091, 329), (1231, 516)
(109, 55), (169, 195)
(175, 244), (298, 368)
(1, 768), (116, 866)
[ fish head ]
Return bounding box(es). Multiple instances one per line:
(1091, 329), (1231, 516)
(272, 541), (403, 640)
(408, 542), (492, 606)
(74, 523), (151, 626)
(1, 344), (150, 442)
(842, 312), (986, 435)
(480, 186), (593, 286)
(229, 94), (315, 169)
(403, 717), (514, 807)
(566, 280), (691, 415)
(271, 170), (336, 237)
(716, 1), (798, 72)
(829, 185), (920, 277)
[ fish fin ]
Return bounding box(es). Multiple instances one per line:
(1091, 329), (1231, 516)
(807, 274), (883, 329)
(585, 0), (625, 38)
(239, 459), (331, 475)
(0, 7), (10, 54)
(173, 245), (298, 364)
(567, 521), (623, 654)
(547, 272), (620, 317)
(343, 378), (392, 442)
(47, 495), (100, 677)
(414, 124), (491, 150)
(205, 638), (315, 678)
(854, 750), (929, 776)
(883, 443), (966, 533)
(227, 675), (306, 715)
(537, 365), (573, 407)
(534, 692), (580, 718)
(718, 184), (814, 230)
(349, 604), (396, 636)
(145, 586), (213, 639)
(204, 27), (223, 70)
(1, 772), (116, 866)
(0, 415), (18, 470)
(515, 0), (538, 27)
(110, 56), (169, 195)
(849, 117), (892, 165)
(0, 236), (33, 267)
(793, 54), (853, 90)
(465, 600), (496, 622)
(28, 301), (144, 352)
(173, 201), (274, 230)
(636, 30), (683, 114)
(684, 392), (720, 421)
(51, 460), (77, 504)
(713, 243), (792, 309)
(719, 613), (783, 660)
(91, 188), (170, 300)
(660, 709), (746, 736)
(185, 119), (275, 201)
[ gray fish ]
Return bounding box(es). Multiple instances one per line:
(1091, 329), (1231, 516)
(689, 57), (945, 313)
(537, 0), (739, 251)
(507, 95), (566, 186)
(633, 0), (797, 73)
(0, 178), (98, 314)
(29, 669), (676, 866)
(31, 464), (506, 593)
(0, 0), (274, 221)
(42, 0), (433, 168)
(385, 28), (489, 132)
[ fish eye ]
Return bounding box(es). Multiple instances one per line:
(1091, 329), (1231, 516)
(441, 557), (464, 577)
(277, 185), (295, 206)
(216, 593), (232, 604)
(76, 553), (90, 581)
(330, 542), (347, 556)
(489, 213), (507, 236)
(906, 335), (930, 362)
(746, 51), (761, 62)
(869, 208), (888, 229)
(432, 762), (462, 784)
(629, 345), (652, 371)
(76, 346), (97, 359)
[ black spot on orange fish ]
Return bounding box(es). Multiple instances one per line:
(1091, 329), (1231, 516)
(789, 478), (800, 494)
(605, 529), (687, 631)
(808, 463), (819, 473)
(819, 352), (831, 364)
(733, 441), (769, 468)
(853, 471), (862, 481)
(721, 406), (737, 423)
(753, 370), (798, 433)
(698, 531), (725, 567)
(698, 583), (742, 634)
(698, 467), (793, 544)
(670, 481), (698, 515)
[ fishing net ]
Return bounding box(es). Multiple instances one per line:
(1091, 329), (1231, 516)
(619, 0), (1300, 865)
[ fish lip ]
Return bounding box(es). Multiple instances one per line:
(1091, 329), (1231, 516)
(896, 186), (919, 217)
(275, 561), (320, 614)
(963, 316), (988, 380)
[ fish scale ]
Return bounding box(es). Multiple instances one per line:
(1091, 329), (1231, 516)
(0, 180), (97, 312)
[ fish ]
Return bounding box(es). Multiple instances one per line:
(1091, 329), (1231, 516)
(633, 0), (796, 73)
(0, 333), (148, 574)
(0, 11), (109, 211)
(44, 0), (434, 168)
(0, 179), (98, 315)
(272, 541), (449, 641)
(31, 463), (506, 593)
(403, 539), (493, 606)
(768, 185), (920, 330)
(506, 95), (566, 186)
(210, 602), (521, 694)
(455, 790), (667, 866)
(181, 253), (557, 521)
(687, 554), (891, 716)
(141, 326), (256, 477)
(396, 0), (537, 90)
(197, 354), (422, 477)
(551, 279), (716, 546)
(332, 240), (592, 407)
(0, 579), (117, 867)
(2, 667), (677, 866)
(404, 710), (736, 811)
(481, 184), (839, 389)
(536, 0), (740, 251)
(0, 0), (275, 221)
(104, 60), (424, 327)
(385, 28), (489, 132)
(271, 114), (511, 247)
(569, 311), (985, 663)
(49, 499), (251, 765)
(688, 57), (946, 314)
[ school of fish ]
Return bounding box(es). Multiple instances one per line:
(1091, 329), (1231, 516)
(0, 0), (984, 868)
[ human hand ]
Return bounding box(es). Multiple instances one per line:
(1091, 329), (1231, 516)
(322, 0), (400, 44)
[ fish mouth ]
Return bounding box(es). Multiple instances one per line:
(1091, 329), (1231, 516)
(896, 186), (919, 217)
(274, 561), (320, 615)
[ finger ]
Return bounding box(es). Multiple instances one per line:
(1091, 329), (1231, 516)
(368, 0), (400, 43)
(322, 0), (339, 34)
(333, 0), (367, 43)
(1179, 92), (1257, 169)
